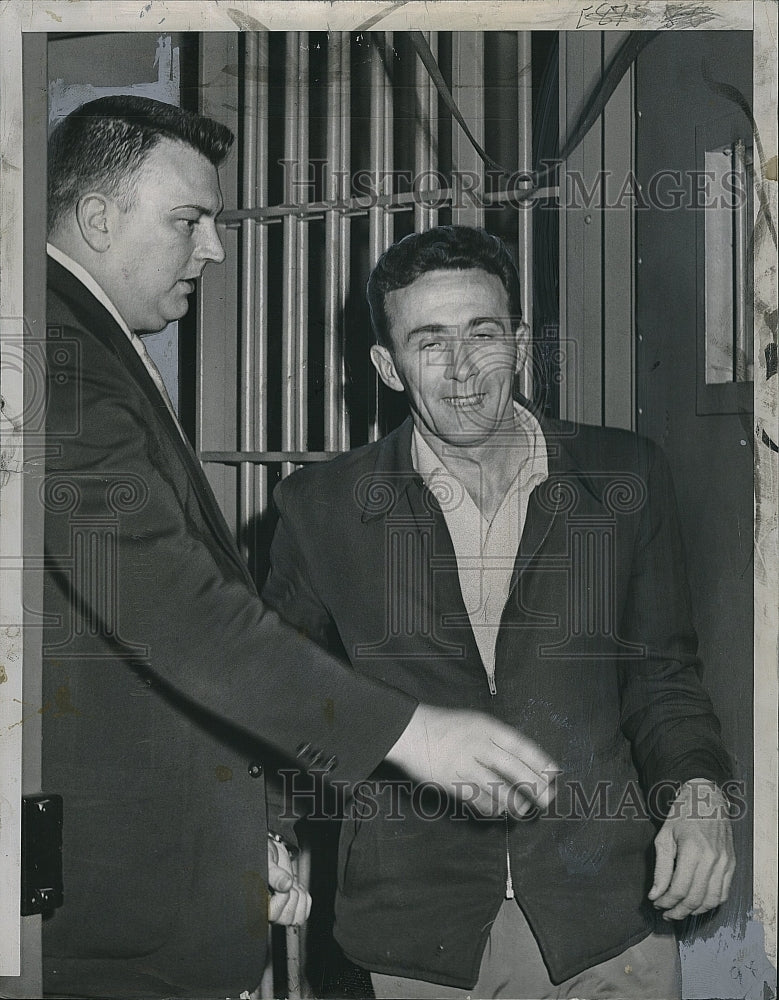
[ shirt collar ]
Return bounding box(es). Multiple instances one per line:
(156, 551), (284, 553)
(411, 402), (549, 488)
(47, 242), (133, 340)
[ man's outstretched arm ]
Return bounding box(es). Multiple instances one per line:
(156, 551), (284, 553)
(262, 483), (559, 819)
(46, 321), (556, 812)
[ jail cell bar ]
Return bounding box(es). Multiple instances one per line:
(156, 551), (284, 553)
(325, 32), (351, 452)
(201, 29), (537, 1000)
(205, 27), (537, 477)
(238, 32), (268, 561)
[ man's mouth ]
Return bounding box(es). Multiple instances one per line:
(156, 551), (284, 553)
(442, 393), (486, 409)
(178, 279), (195, 293)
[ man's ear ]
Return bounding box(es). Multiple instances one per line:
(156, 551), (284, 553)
(75, 193), (112, 252)
(370, 344), (405, 393)
(514, 320), (531, 374)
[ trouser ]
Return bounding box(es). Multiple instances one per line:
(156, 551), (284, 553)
(370, 899), (682, 1000)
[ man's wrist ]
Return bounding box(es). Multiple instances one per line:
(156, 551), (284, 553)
(670, 778), (732, 819)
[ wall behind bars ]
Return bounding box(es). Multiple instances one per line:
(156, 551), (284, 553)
(635, 30), (766, 999)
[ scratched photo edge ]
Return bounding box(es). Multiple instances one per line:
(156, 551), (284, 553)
(0, 0), (776, 994)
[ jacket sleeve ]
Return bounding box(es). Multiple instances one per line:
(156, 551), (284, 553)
(260, 480), (347, 844)
(617, 440), (732, 805)
(43, 318), (417, 792)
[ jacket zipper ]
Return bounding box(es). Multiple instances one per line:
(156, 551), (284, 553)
(504, 816), (515, 899)
(488, 667), (514, 899)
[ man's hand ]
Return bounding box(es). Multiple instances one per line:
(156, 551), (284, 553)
(267, 837), (311, 926)
(649, 778), (735, 921)
(384, 704), (559, 819)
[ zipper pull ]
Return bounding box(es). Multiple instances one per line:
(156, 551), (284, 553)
(504, 813), (514, 898)
(488, 671), (497, 696)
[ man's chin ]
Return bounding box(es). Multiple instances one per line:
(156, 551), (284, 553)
(432, 427), (503, 449)
(137, 313), (186, 336)
(143, 302), (190, 333)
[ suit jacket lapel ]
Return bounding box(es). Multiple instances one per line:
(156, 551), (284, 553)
(361, 419), (486, 665)
(48, 257), (251, 583)
(510, 415), (601, 591)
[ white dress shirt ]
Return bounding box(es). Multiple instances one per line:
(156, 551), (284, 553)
(47, 243), (185, 442)
(411, 405), (549, 690)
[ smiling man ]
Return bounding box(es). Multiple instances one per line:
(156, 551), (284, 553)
(263, 226), (736, 999)
(42, 101), (556, 998)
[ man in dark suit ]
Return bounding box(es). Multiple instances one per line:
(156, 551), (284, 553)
(42, 100), (557, 998)
(263, 226), (737, 998)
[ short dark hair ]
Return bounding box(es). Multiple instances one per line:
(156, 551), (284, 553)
(367, 226), (523, 349)
(47, 95), (234, 235)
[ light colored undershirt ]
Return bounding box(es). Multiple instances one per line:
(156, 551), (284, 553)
(411, 405), (549, 687)
(47, 243), (185, 442)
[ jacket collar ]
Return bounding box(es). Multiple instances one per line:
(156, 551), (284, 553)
(360, 408), (605, 524)
(47, 256), (252, 585)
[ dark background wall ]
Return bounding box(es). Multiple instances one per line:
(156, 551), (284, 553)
(636, 30), (762, 995)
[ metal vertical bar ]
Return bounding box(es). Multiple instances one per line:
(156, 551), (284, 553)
(369, 36), (387, 269)
(382, 26), (396, 445)
(239, 33), (258, 560)
(281, 29), (307, 999)
(516, 31), (534, 402)
(368, 32), (395, 443)
(338, 33), (352, 450)
(254, 33), (270, 517)
(558, 33), (602, 424)
(733, 139), (748, 382)
(258, 930), (273, 998)
(414, 31), (438, 231)
(451, 32), (485, 228)
(286, 924), (303, 1000)
(285, 842), (312, 1000)
(557, 35), (569, 422)
(383, 32), (395, 253)
(369, 33), (387, 443)
(296, 34), (310, 450)
(324, 33), (343, 451)
(282, 33), (300, 478)
(602, 31), (635, 430)
(197, 33), (240, 534)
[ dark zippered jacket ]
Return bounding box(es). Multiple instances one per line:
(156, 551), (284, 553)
(263, 415), (732, 989)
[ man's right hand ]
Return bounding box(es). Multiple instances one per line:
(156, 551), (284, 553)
(384, 704), (559, 819)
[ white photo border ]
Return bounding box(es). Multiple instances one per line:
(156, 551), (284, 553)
(0, 0), (775, 985)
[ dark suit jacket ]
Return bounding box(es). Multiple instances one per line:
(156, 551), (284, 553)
(41, 257), (416, 998)
(263, 415), (732, 988)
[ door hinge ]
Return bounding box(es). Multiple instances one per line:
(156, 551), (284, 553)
(21, 794), (63, 916)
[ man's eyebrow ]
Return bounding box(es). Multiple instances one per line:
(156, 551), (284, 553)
(405, 317), (504, 342)
(406, 323), (455, 342)
(171, 202), (224, 217)
(469, 315), (508, 330)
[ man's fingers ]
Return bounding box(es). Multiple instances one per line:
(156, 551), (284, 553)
(720, 859), (735, 901)
(649, 828), (677, 901)
(385, 706), (557, 812)
(658, 860), (708, 920)
(268, 882), (312, 926)
(456, 766), (539, 819)
(267, 838), (294, 892)
(651, 806), (736, 920)
(269, 887), (297, 924)
(485, 725), (560, 797)
(689, 854), (735, 915)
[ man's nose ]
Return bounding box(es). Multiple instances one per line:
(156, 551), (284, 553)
(196, 220), (226, 265)
(446, 341), (479, 382)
